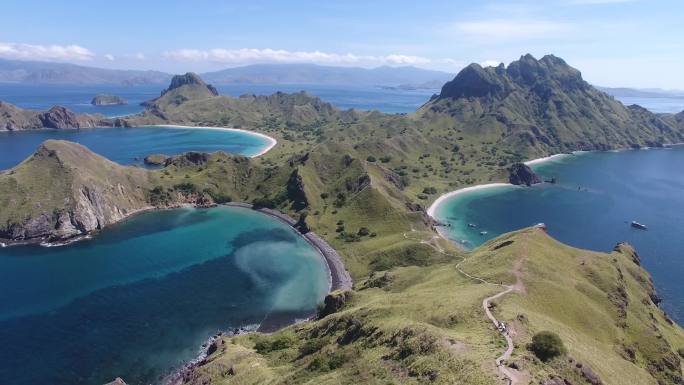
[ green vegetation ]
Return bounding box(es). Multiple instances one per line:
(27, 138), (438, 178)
(2, 57), (684, 384)
(530, 331), (566, 362)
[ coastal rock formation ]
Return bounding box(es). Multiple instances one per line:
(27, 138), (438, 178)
(0, 140), (151, 242)
(508, 162), (541, 186)
(318, 290), (352, 318)
(286, 169), (309, 210)
(91, 94), (127, 105)
(0, 102), (102, 130)
(143, 154), (168, 165)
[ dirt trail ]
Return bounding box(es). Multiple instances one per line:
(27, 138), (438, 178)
(403, 226), (531, 384)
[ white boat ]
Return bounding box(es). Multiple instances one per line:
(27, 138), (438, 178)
(631, 221), (647, 230)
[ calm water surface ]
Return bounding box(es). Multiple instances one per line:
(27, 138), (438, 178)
(433, 146), (684, 321)
(0, 126), (272, 170)
(0, 207), (330, 385)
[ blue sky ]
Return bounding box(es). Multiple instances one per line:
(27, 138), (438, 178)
(1, 0), (683, 88)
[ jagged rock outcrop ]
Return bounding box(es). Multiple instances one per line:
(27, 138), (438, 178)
(286, 169), (309, 210)
(508, 162), (541, 186)
(0, 102), (101, 131)
(163, 151), (212, 167)
(423, 54), (684, 157)
(318, 290), (353, 318)
(163, 72), (218, 97)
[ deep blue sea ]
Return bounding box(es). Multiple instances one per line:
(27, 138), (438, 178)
(433, 146), (684, 322)
(0, 125), (272, 170)
(0, 207), (329, 385)
(0, 83), (436, 116)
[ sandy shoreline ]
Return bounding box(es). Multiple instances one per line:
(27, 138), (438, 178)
(426, 183), (513, 218)
(427, 150), (581, 220)
(149, 124), (278, 158)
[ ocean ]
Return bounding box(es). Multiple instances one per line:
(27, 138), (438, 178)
(432, 146), (684, 322)
(0, 207), (330, 385)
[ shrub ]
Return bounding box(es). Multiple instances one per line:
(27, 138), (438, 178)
(366, 155), (377, 162)
(379, 156), (392, 163)
(530, 331), (566, 362)
(299, 338), (328, 357)
(357, 227), (370, 236)
(422, 187), (438, 194)
(320, 192), (329, 199)
(252, 197), (276, 209)
(173, 182), (197, 193)
(678, 347), (684, 359)
(254, 333), (295, 354)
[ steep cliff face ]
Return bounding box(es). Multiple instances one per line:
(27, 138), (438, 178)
(0, 140), (152, 241)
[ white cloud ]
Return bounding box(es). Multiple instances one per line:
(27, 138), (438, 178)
(104, 53), (115, 61)
(0, 42), (95, 61)
(134, 52), (146, 60)
(481, 60), (502, 67)
(164, 48), (431, 67)
(453, 19), (572, 42)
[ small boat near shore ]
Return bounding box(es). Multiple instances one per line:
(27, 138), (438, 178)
(631, 221), (648, 230)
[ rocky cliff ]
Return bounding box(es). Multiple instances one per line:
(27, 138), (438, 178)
(508, 162), (541, 186)
(0, 140), (152, 242)
(0, 102), (103, 131)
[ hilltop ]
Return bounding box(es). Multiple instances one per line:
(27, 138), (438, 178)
(1, 54), (684, 384)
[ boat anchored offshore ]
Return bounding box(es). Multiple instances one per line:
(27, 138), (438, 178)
(631, 221), (648, 230)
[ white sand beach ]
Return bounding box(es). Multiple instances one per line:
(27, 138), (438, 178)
(151, 124), (278, 158)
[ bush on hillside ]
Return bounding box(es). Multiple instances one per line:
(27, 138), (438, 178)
(366, 155), (377, 162)
(252, 197), (276, 209)
(529, 331), (566, 362)
(678, 347), (684, 359)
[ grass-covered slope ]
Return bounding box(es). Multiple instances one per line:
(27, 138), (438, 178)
(174, 228), (684, 385)
(0, 140), (153, 240)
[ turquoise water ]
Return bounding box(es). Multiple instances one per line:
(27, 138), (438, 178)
(0, 125), (272, 170)
(0, 206), (330, 385)
(433, 146), (684, 321)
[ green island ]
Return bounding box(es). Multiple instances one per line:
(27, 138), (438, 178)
(2, 55), (684, 385)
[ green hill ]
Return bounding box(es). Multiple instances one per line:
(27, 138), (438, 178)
(1, 54), (683, 384)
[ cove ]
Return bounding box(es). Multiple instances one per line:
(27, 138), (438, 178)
(0, 206), (330, 385)
(431, 146), (684, 322)
(0, 125), (275, 170)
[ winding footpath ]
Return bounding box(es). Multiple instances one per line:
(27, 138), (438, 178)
(404, 227), (528, 385)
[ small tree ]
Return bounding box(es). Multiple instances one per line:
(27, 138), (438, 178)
(366, 155), (377, 162)
(530, 331), (566, 362)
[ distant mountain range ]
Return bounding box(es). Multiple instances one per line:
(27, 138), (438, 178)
(201, 63), (453, 87)
(0, 59), (453, 88)
(598, 86), (684, 98)
(0, 59), (172, 85)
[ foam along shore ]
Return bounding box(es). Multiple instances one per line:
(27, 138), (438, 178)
(523, 152), (572, 166)
(149, 124), (278, 158)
